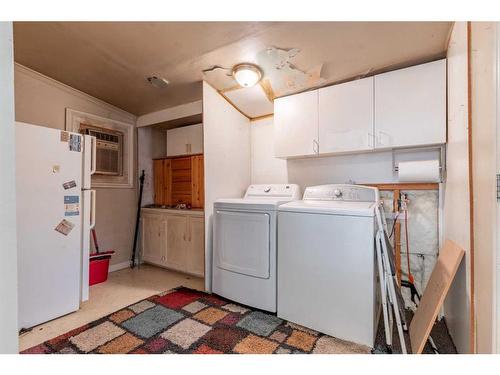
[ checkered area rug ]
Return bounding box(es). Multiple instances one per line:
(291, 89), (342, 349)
(21, 287), (371, 354)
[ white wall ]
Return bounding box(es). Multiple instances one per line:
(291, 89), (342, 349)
(137, 100), (202, 127)
(0, 22), (18, 354)
(251, 117), (288, 184)
(443, 21), (472, 354)
(14, 64), (137, 267)
(138, 127), (167, 206)
(203, 82), (251, 291)
(471, 21), (497, 354)
(250, 117), (439, 189)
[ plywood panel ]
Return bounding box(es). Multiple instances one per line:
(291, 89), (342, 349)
(409, 240), (465, 353)
(224, 85), (273, 118)
(171, 157), (191, 170)
(153, 159), (164, 205)
(191, 155), (204, 208)
(163, 159), (171, 206)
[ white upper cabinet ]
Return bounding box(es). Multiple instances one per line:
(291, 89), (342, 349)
(374, 59), (446, 149)
(274, 90), (319, 158)
(319, 77), (374, 153)
(167, 123), (203, 156)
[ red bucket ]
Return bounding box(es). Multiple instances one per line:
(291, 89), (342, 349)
(89, 251), (114, 286)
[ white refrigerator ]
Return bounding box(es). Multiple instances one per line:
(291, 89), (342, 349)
(16, 122), (96, 330)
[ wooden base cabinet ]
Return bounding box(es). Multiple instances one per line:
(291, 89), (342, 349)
(141, 208), (204, 277)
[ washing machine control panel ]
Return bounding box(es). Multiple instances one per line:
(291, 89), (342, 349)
(303, 184), (380, 203)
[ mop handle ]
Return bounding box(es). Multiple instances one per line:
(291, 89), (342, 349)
(91, 228), (100, 254)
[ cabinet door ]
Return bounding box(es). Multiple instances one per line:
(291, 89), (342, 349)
(163, 159), (172, 206)
(186, 216), (205, 276)
(319, 77), (374, 153)
(141, 213), (165, 265)
(165, 215), (188, 271)
(167, 124), (203, 156)
(274, 90), (319, 158)
(166, 127), (188, 157)
(153, 159), (164, 205)
(374, 59), (446, 149)
(191, 155), (204, 208)
(185, 124), (203, 155)
(171, 157), (192, 205)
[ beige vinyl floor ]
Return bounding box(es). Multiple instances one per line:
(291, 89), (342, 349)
(19, 264), (204, 352)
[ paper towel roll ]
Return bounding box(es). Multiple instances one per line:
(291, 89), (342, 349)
(398, 160), (441, 182)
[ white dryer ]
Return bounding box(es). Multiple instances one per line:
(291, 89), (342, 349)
(277, 184), (381, 347)
(213, 184), (300, 312)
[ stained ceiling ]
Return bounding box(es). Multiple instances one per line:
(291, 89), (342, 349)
(13, 22), (453, 116)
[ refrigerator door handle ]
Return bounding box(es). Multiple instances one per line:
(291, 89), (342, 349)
(90, 189), (96, 229)
(90, 136), (97, 175)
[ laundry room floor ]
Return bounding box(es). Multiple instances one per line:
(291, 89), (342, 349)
(18, 264), (204, 352)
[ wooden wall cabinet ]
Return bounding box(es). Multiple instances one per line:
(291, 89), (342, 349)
(141, 208), (204, 277)
(154, 154), (204, 208)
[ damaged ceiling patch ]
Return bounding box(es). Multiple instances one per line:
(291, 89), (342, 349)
(202, 65), (236, 92)
(201, 46), (325, 119)
(256, 47), (325, 97)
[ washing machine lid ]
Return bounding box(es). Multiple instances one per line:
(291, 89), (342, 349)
(278, 200), (377, 217)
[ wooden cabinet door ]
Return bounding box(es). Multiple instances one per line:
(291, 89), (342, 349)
(191, 155), (204, 208)
(274, 90), (319, 158)
(170, 157), (192, 205)
(374, 59), (446, 149)
(163, 159), (172, 206)
(319, 77), (374, 153)
(165, 215), (188, 271)
(186, 216), (205, 276)
(153, 159), (164, 205)
(141, 213), (165, 265)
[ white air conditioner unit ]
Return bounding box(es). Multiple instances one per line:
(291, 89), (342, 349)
(80, 124), (123, 176)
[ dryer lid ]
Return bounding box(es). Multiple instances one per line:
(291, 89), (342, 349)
(215, 198), (291, 211)
(215, 184), (301, 210)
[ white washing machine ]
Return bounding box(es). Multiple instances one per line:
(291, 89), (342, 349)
(213, 184), (300, 312)
(277, 184), (380, 347)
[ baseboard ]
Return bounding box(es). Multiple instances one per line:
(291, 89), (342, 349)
(108, 259), (142, 273)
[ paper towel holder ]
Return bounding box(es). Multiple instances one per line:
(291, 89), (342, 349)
(392, 145), (446, 182)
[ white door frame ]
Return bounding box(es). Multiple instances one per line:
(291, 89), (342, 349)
(495, 21), (500, 354)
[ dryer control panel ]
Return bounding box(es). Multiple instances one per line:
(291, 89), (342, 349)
(303, 184), (380, 203)
(245, 184), (301, 200)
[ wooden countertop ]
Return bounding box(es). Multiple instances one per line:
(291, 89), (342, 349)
(141, 206), (204, 217)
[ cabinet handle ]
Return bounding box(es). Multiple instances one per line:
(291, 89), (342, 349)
(312, 139), (319, 154)
(368, 133), (374, 148)
(378, 131), (390, 147)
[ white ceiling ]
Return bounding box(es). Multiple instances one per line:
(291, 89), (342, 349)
(13, 22), (453, 116)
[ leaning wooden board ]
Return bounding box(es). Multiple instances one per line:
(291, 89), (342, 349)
(409, 240), (465, 353)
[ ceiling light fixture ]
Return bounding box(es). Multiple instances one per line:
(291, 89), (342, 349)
(232, 63), (263, 88)
(146, 76), (169, 89)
